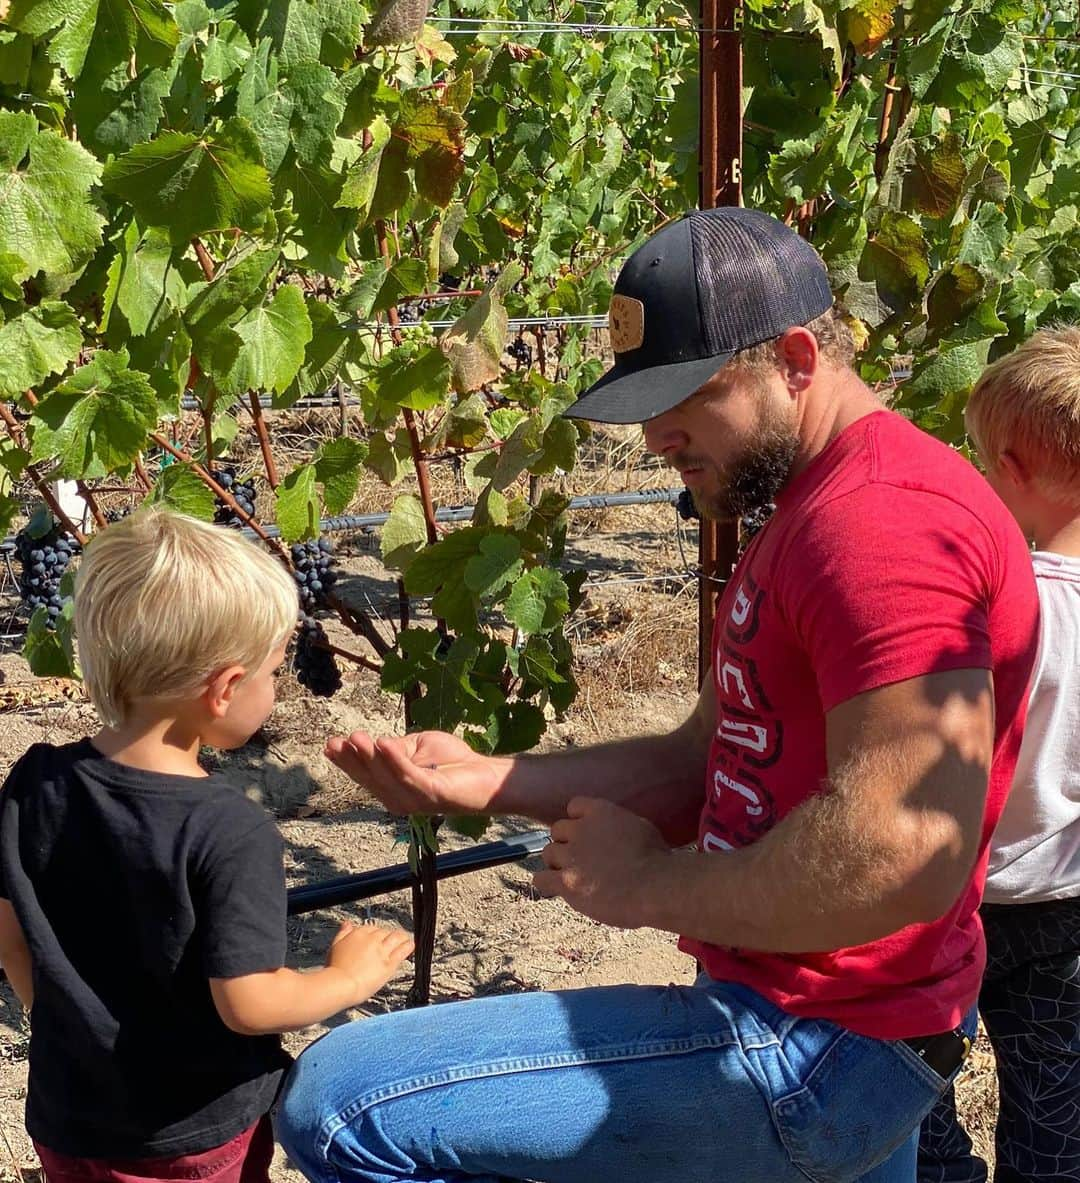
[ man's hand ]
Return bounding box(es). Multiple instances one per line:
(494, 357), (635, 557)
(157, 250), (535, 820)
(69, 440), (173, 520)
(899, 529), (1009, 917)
(534, 798), (672, 930)
(325, 730), (502, 815)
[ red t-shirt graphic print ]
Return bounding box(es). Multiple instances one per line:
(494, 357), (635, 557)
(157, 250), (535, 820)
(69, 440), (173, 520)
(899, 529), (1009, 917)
(679, 411), (1039, 1040)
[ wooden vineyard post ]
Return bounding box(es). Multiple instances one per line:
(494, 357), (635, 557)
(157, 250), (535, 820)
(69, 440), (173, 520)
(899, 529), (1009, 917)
(697, 0), (744, 683)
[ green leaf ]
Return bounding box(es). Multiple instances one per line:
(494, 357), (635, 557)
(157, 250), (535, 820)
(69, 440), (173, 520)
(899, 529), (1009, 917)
(489, 700), (545, 754)
(275, 463), (319, 542)
(337, 115), (390, 219)
(463, 532), (522, 597)
(24, 599), (76, 678)
(7, 0), (179, 81)
(374, 345), (451, 411)
(0, 112), (104, 286)
(901, 134), (965, 218)
(0, 301), (82, 398)
(149, 463), (215, 520)
(71, 60), (171, 156)
(859, 211), (930, 312)
(381, 493), (428, 571)
(899, 342), (988, 409)
(30, 349), (158, 477)
(102, 119), (272, 244)
(365, 428), (412, 485)
(503, 567), (570, 634)
(314, 436), (366, 514)
(237, 39), (294, 175)
(447, 813), (490, 840)
(287, 61), (347, 164)
(372, 256), (427, 313)
(439, 262), (523, 393)
(404, 526), (484, 594)
(102, 222), (184, 337)
(278, 299), (367, 407)
(219, 284), (313, 397)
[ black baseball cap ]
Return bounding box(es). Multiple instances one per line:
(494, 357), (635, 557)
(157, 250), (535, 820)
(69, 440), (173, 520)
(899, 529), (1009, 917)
(565, 207), (834, 424)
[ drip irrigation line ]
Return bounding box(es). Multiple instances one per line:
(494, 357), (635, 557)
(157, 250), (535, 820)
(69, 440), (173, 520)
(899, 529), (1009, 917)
(237, 487), (686, 541)
(286, 830), (550, 914)
(352, 314), (611, 332)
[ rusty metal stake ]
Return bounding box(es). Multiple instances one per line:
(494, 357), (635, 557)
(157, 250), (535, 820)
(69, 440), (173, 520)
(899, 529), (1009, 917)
(697, 0), (744, 682)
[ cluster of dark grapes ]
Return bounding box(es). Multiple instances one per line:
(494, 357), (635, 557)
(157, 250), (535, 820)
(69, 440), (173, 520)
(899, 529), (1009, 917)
(507, 336), (533, 368)
(397, 298), (436, 324)
(213, 467), (257, 527)
(14, 524), (80, 627)
(290, 538), (339, 614)
(293, 616), (342, 697)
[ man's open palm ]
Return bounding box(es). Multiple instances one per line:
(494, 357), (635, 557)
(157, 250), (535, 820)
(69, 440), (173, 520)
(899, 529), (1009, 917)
(325, 729), (499, 816)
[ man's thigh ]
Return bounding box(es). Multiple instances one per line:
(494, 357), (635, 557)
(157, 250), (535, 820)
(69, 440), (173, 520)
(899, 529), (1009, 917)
(276, 981), (945, 1183)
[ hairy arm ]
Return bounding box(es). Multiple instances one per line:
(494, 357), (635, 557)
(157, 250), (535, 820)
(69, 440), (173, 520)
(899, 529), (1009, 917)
(0, 900), (32, 1009)
(540, 669), (994, 952)
(648, 669), (994, 949)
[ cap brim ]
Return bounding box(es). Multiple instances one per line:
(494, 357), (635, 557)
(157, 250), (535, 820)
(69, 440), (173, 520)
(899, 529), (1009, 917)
(563, 352), (733, 424)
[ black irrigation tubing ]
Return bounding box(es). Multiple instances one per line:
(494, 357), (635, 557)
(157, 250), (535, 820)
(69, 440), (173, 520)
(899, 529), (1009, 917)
(286, 829), (550, 914)
(239, 487), (686, 541)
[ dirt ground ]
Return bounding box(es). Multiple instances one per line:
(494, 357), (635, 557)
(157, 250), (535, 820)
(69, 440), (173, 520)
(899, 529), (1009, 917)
(0, 500), (998, 1180)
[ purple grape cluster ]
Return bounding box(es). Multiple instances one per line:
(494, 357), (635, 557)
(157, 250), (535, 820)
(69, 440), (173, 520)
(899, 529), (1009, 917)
(15, 524), (80, 627)
(294, 616), (342, 697)
(213, 467), (257, 527)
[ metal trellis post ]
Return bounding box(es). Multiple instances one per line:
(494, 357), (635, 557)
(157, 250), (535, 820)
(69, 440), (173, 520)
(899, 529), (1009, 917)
(697, 0), (744, 683)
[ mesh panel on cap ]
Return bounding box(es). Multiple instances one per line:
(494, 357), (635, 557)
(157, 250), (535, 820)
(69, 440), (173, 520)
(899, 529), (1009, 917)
(690, 210), (833, 356)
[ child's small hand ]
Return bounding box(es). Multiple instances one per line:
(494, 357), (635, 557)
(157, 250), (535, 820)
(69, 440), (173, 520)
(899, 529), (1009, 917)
(327, 921), (414, 1005)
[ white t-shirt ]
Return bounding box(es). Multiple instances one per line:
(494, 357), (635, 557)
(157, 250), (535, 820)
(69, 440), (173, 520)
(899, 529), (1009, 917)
(984, 551), (1080, 904)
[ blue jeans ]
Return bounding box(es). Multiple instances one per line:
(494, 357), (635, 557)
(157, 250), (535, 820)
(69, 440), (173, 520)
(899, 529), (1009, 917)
(277, 979), (974, 1183)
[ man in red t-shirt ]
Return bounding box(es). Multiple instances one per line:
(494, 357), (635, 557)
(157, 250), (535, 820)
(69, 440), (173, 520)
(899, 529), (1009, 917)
(277, 209), (1039, 1183)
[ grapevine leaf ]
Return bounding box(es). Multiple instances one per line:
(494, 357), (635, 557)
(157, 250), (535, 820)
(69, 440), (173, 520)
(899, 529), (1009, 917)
(24, 599), (76, 678)
(503, 567), (570, 634)
(899, 342), (989, 410)
(71, 60), (171, 156)
(447, 814), (490, 840)
(439, 262), (523, 393)
(374, 346), (451, 412)
(926, 263), (984, 338)
(238, 0), (363, 72)
(102, 118), (273, 244)
(859, 210), (929, 312)
(275, 462), (319, 542)
(901, 134), (965, 218)
(365, 428), (412, 485)
(149, 463), (216, 520)
(840, 0), (894, 55)
(219, 284), (313, 398)
(103, 222), (184, 337)
(337, 115), (391, 218)
(30, 349), (158, 477)
(489, 407), (528, 440)
(184, 246), (280, 340)
(372, 256), (427, 313)
(275, 156), (354, 274)
(381, 494), (428, 571)
(463, 533), (522, 597)
(287, 61), (347, 164)
(489, 701), (545, 754)
(7, 0), (179, 81)
(491, 415), (544, 489)
(277, 299), (366, 407)
(0, 112), (104, 286)
(404, 526), (483, 594)
(237, 39), (294, 175)
(366, 0), (432, 47)
(0, 301), (82, 398)
(313, 436), (367, 515)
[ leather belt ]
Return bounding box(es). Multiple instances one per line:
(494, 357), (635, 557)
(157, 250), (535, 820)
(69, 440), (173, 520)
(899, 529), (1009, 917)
(900, 1027), (973, 1080)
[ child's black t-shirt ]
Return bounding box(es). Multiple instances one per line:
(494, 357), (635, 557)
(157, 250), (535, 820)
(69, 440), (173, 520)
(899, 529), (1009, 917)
(0, 739), (292, 1157)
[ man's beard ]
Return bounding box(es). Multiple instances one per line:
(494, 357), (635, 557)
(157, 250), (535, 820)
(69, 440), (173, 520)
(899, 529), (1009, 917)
(682, 415), (798, 523)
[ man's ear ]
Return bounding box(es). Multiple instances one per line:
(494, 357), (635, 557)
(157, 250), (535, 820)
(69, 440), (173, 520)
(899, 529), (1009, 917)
(204, 665), (247, 719)
(997, 449), (1031, 491)
(775, 326), (819, 394)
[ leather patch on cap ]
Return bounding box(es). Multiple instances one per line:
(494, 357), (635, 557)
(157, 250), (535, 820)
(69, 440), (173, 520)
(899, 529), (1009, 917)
(609, 295), (645, 353)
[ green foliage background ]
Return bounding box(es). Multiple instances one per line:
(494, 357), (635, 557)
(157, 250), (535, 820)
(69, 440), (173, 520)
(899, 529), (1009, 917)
(0, 0), (1078, 745)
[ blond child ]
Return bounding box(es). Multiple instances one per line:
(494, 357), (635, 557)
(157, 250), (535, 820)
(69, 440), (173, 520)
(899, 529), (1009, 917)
(0, 508), (413, 1182)
(919, 326), (1080, 1183)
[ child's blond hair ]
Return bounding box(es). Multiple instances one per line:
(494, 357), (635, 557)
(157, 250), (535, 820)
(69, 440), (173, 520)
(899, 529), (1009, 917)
(74, 506), (298, 727)
(965, 325), (1080, 508)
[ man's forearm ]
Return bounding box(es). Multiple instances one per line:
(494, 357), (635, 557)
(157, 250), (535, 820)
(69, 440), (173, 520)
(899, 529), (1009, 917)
(641, 781), (961, 953)
(495, 727), (707, 844)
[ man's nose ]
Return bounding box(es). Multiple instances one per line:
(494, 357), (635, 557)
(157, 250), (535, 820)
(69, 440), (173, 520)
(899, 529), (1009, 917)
(642, 413), (688, 457)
